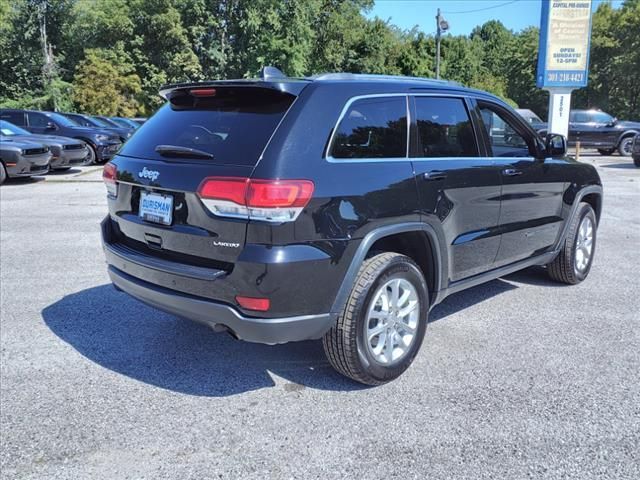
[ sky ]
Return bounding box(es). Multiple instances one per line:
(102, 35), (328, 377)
(367, 0), (625, 36)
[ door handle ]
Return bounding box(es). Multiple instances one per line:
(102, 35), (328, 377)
(502, 168), (523, 177)
(423, 170), (447, 181)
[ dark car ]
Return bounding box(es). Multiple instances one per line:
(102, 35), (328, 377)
(0, 109), (122, 164)
(101, 70), (602, 385)
(0, 120), (88, 170)
(633, 134), (640, 167)
(534, 109), (639, 157)
(61, 113), (133, 144)
(109, 117), (140, 129)
(0, 138), (51, 184)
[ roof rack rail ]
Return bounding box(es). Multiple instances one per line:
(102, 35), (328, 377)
(310, 73), (458, 85)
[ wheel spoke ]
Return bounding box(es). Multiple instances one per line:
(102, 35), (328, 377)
(396, 320), (416, 335)
(398, 300), (418, 318)
(390, 279), (400, 309)
(367, 323), (387, 340)
(384, 330), (395, 362)
(398, 288), (411, 308)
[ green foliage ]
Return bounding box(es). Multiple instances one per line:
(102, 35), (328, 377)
(72, 48), (141, 116)
(0, 0), (637, 119)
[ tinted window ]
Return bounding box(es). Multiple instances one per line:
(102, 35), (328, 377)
(570, 111), (590, 123)
(330, 97), (407, 159)
(479, 105), (532, 158)
(0, 111), (25, 126)
(415, 97), (478, 157)
(591, 112), (614, 124)
(0, 120), (30, 136)
(45, 112), (78, 127)
(118, 88), (294, 166)
(27, 112), (50, 127)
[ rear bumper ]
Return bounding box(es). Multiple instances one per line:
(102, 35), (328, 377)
(108, 265), (334, 344)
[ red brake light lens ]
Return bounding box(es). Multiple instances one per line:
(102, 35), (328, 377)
(190, 88), (217, 97)
(103, 163), (117, 196)
(197, 177), (314, 222)
(235, 296), (270, 312)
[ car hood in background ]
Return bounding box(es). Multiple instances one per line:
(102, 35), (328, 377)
(616, 120), (640, 129)
(5, 134), (84, 147)
(67, 126), (119, 138)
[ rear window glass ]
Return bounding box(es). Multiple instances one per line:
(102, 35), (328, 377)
(118, 88), (295, 166)
(330, 96), (408, 159)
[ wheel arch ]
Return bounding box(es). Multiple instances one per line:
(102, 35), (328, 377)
(330, 223), (447, 316)
(557, 185), (603, 249)
(617, 130), (639, 146)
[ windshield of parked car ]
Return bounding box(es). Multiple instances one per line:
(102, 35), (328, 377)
(95, 116), (121, 128)
(87, 116), (112, 128)
(45, 112), (79, 127)
(0, 120), (31, 136)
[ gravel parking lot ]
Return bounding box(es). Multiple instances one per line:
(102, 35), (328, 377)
(1, 155), (639, 479)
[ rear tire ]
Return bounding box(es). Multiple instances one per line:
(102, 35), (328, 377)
(597, 148), (615, 156)
(323, 252), (429, 386)
(547, 202), (597, 284)
(0, 162), (6, 185)
(618, 136), (633, 157)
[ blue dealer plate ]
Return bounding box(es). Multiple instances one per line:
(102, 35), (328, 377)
(139, 191), (173, 226)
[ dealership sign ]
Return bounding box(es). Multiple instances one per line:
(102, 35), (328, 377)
(537, 1), (593, 88)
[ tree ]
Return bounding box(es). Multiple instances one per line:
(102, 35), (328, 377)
(72, 47), (141, 115)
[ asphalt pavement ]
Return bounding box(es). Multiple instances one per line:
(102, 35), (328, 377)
(1, 154), (639, 479)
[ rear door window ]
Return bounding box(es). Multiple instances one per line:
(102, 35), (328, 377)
(117, 88), (295, 166)
(329, 96), (408, 159)
(0, 111), (25, 126)
(414, 97), (479, 157)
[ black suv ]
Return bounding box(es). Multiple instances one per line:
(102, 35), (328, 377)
(534, 109), (640, 157)
(0, 109), (122, 164)
(101, 71), (602, 385)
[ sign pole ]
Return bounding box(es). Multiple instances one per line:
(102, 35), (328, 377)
(545, 87), (574, 139)
(537, 0), (593, 139)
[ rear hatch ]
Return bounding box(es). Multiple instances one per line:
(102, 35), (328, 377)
(105, 83), (305, 271)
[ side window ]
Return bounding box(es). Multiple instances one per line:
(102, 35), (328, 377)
(27, 112), (50, 127)
(0, 111), (25, 126)
(414, 97), (479, 157)
(330, 96), (407, 159)
(571, 112), (590, 123)
(479, 105), (533, 158)
(591, 112), (613, 124)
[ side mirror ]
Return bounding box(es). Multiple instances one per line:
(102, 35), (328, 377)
(608, 117), (618, 127)
(45, 122), (57, 130)
(546, 133), (567, 157)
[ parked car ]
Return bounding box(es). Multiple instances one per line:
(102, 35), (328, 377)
(516, 108), (545, 128)
(533, 109), (640, 156)
(0, 120), (89, 170)
(0, 109), (122, 164)
(633, 134), (640, 167)
(0, 138), (51, 184)
(61, 113), (133, 143)
(108, 117), (141, 129)
(101, 69), (602, 385)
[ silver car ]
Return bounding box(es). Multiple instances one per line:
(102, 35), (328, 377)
(0, 120), (89, 169)
(0, 138), (51, 184)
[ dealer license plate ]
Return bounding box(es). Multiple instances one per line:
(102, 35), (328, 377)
(139, 191), (173, 226)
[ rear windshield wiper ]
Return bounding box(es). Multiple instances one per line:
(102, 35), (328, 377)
(155, 144), (214, 159)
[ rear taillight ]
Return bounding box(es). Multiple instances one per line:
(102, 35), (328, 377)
(103, 162), (117, 196)
(197, 177), (314, 222)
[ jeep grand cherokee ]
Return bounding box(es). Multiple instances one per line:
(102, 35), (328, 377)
(101, 69), (602, 385)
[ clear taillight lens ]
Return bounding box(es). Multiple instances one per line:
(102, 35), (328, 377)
(197, 177), (314, 222)
(103, 162), (117, 197)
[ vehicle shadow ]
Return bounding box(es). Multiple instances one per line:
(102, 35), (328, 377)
(1, 176), (46, 187)
(600, 162), (637, 169)
(47, 168), (82, 175)
(43, 278), (520, 397)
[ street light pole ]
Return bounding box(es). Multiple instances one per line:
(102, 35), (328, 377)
(436, 8), (441, 79)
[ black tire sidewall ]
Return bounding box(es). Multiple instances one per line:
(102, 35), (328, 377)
(570, 205), (597, 282)
(354, 257), (429, 383)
